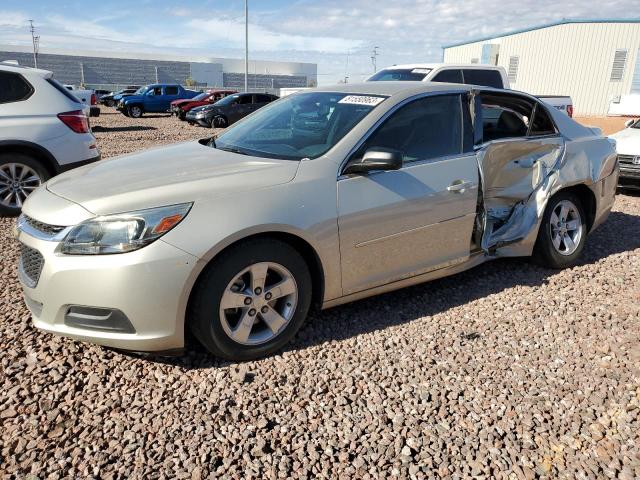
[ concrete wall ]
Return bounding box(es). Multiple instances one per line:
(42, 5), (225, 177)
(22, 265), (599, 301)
(444, 22), (640, 116)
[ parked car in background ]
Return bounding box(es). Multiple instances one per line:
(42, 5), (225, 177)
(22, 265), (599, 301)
(118, 84), (199, 118)
(100, 87), (140, 107)
(609, 118), (640, 188)
(0, 62), (100, 216)
(94, 89), (111, 102)
(171, 89), (238, 120)
(369, 63), (573, 116)
(16, 83), (617, 360)
(186, 92), (279, 127)
(63, 84), (100, 117)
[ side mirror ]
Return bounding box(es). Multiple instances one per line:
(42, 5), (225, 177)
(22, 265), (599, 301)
(343, 149), (403, 175)
(625, 119), (635, 128)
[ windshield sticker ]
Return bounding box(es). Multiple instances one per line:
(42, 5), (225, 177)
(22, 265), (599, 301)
(338, 95), (386, 106)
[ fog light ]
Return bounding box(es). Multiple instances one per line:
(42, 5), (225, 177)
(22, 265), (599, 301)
(64, 306), (135, 333)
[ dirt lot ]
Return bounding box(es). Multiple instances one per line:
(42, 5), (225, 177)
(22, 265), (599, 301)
(1, 109), (639, 478)
(574, 116), (634, 136)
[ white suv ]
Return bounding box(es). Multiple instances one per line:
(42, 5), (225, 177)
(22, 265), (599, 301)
(0, 62), (101, 216)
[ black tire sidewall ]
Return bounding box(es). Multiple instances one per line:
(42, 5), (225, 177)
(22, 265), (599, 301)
(191, 239), (312, 361)
(0, 153), (50, 217)
(213, 116), (227, 128)
(534, 191), (587, 269)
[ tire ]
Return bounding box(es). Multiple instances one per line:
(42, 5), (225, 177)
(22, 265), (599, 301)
(105, 100), (113, 107)
(533, 191), (587, 269)
(0, 153), (49, 217)
(128, 105), (143, 118)
(178, 111), (186, 121)
(212, 115), (228, 128)
(190, 238), (312, 361)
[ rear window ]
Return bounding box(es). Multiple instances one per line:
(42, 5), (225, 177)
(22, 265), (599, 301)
(0, 71), (34, 104)
(462, 69), (504, 89)
(46, 78), (82, 104)
(432, 69), (463, 84)
(369, 68), (432, 81)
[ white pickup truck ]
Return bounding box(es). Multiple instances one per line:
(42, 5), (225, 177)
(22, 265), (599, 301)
(368, 63), (574, 117)
(64, 84), (100, 117)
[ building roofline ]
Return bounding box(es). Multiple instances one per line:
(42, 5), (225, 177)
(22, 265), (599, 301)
(442, 18), (640, 49)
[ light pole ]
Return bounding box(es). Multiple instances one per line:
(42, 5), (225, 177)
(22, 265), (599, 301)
(244, 0), (249, 93)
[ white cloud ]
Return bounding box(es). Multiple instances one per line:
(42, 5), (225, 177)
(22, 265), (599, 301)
(0, 1), (638, 85)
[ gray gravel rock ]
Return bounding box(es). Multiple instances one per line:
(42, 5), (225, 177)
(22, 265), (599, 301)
(1, 111), (639, 478)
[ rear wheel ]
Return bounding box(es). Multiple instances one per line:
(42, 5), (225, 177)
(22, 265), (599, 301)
(533, 191), (586, 268)
(128, 105), (143, 118)
(0, 153), (49, 216)
(190, 239), (312, 360)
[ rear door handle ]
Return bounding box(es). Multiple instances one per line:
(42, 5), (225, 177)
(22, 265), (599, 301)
(447, 180), (472, 193)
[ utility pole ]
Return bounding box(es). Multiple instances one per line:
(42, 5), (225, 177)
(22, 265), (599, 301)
(371, 46), (380, 73)
(29, 20), (39, 68)
(244, 0), (249, 93)
(344, 49), (350, 83)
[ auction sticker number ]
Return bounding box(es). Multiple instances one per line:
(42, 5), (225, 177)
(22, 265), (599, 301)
(338, 95), (386, 106)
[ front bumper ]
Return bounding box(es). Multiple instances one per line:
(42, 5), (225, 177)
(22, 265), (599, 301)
(16, 227), (200, 352)
(186, 114), (210, 127)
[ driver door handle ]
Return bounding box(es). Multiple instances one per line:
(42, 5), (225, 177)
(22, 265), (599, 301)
(447, 180), (472, 193)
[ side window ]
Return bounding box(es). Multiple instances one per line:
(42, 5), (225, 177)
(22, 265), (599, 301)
(0, 72), (34, 104)
(529, 104), (556, 136)
(165, 86), (179, 95)
(480, 93), (534, 142)
(355, 94), (463, 163)
(254, 94), (272, 103)
(238, 95), (253, 104)
(432, 69), (463, 84)
(463, 69), (504, 88)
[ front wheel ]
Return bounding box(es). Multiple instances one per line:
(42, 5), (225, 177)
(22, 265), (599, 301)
(190, 239), (312, 361)
(212, 115), (228, 128)
(128, 105), (143, 118)
(533, 192), (587, 268)
(0, 153), (49, 216)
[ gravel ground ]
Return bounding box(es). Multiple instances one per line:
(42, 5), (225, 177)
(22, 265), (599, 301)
(1, 110), (639, 478)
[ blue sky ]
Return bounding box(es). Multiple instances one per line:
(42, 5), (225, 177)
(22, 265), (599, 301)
(1, 0), (639, 84)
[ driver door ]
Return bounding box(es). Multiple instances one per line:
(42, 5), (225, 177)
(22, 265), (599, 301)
(337, 94), (479, 295)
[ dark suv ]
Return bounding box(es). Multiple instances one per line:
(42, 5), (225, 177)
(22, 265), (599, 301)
(185, 93), (279, 128)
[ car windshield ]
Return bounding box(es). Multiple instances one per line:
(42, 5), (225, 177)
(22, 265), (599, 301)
(369, 68), (432, 81)
(631, 119), (640, 129)
(215, 94), (240, 106)
(191, 92), (208, 101)
(134, 86), (148, 95)
(213, 92), (387, 160)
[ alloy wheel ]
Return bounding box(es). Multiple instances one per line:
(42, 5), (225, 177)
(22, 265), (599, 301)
(219, 262), (298, 346)
(0, 162), (42, 209)
(549, 199), (583, 256)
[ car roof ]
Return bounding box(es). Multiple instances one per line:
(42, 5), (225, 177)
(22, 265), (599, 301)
(0, 62), (52, 77)
(380, 63), (505, 71)
(312, 81), (474, 97)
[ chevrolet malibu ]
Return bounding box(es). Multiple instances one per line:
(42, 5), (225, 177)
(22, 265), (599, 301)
(16, 83), (619, 361)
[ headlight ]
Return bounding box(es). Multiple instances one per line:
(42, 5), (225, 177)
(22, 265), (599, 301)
(60, 203), (192, 255)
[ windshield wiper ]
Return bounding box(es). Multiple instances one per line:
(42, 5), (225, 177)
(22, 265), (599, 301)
(218, 146), (249, 156)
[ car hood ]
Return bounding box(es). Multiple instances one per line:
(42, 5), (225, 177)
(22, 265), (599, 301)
(171, 99), (194, 107)
(46, 141), (301, 215)
(610, 128), (640, 155)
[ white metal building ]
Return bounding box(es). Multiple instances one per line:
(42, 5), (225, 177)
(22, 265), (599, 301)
(443, 19), (640, 116)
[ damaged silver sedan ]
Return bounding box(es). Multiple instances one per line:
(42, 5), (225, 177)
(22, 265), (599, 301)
(17, 82), (618, 360)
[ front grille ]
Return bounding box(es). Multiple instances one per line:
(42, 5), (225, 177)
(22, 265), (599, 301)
(19, 244), (44, 288)
(22, 215), (66, 237)
(618, 155), (638, 168)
